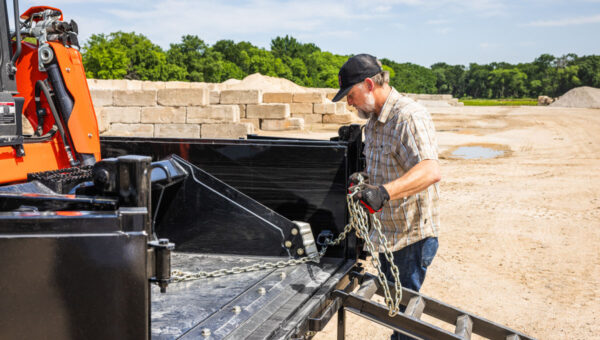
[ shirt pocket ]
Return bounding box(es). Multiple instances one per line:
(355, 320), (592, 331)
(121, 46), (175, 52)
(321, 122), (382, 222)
(383, 144), (394, 155)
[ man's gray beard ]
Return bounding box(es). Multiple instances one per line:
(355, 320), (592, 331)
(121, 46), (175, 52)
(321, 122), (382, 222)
(357, 109), (371, 119)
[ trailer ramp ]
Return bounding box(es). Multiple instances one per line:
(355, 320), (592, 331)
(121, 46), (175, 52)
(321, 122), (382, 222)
(319, 270), (535, 340)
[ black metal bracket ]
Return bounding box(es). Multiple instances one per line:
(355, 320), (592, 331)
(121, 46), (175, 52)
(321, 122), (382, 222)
(148, 238), (175, 293)
(316, 230), (334, 246)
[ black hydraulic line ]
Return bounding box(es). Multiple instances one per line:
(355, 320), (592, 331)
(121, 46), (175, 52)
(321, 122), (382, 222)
(23, 125), (58, 143)
(35, 80), (77, 166)
(45, 62), (74, 121)
(9, 0), (21, 72)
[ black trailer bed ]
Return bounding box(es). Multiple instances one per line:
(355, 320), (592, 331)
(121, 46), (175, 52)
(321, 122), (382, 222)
(152, 253), (349, 339)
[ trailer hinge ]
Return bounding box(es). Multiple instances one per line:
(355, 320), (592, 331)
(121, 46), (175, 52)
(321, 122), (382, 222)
(148, 238), (175, 293)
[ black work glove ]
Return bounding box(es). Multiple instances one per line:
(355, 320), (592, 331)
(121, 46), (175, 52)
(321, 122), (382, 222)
(354, 184), (390, 213)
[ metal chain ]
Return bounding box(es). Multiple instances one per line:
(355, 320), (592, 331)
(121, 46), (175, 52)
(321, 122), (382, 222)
(345, 186), (403, 317)
(170, 176), (403, 317)
(171, 254), (319, 282)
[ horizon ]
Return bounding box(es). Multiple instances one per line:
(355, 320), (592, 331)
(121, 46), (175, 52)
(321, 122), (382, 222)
(18, 0), (600, 68)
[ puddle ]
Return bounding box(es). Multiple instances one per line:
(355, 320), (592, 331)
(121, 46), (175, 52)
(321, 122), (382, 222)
(451, 146), (504, 159)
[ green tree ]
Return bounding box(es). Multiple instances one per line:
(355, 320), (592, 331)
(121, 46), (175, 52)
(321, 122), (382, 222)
(431, 62), (465, 97)
(555, 65), (581, 96)
(167, 35), (211, 81)
(83, 32), (599, 99)
(304, 51), (347, 87)
(271, 35), (320, 61)
(464, 63), (492, 98)
(575, 55), (600, 88)
(487, 68), (528, 98)
(89, 32), (186, 80)
(382, 59), (436, 93)
(213, 39), (252, 73)
(82, 34), (129, 79)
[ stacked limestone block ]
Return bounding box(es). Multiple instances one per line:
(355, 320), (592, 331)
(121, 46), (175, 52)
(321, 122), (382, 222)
(261, 91), (356, 130)
(89, 79), (251, 139)
(88, 79), (363, 139)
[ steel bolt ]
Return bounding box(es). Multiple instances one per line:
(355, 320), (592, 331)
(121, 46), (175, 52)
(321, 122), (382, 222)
(284, 241), (292, 248)
(297, 248), (304, 256)
(280, 272), (287, 280)
(88, 133), (93, 138)
(232, 305), (241, 314)
(291, 228), (298, 236)
(201, 328), (211, 337)
(257, 287), (266, 295)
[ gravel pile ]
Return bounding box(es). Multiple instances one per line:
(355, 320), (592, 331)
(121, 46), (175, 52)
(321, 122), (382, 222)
(217, 73), (309, 92)
(550, 86), (600, 109)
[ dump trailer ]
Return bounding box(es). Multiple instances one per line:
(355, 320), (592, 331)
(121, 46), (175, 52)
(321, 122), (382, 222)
(0, 2), (535, 339)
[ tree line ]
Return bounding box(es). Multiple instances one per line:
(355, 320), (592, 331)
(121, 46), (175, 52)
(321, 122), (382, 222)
(82, 32), (600, 98)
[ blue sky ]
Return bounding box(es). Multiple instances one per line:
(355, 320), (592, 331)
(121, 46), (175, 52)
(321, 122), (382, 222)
(20, 0), (600, 67)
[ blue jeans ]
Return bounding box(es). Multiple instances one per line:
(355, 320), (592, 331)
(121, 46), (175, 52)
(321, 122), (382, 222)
(379, 237), (439, 340)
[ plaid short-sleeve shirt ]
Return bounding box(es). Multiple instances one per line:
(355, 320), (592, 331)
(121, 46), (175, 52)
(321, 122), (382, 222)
(364, 88), (440, 252)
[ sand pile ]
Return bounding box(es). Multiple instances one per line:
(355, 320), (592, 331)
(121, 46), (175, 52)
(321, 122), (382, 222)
(550, 86), (600, 109)
(217, 73), (309, 92)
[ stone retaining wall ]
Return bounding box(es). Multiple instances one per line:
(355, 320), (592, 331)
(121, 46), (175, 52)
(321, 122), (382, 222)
(87, 79), (460, 139)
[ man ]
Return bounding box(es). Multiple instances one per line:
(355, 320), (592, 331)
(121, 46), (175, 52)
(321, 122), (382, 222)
(333, 54), (440, 340)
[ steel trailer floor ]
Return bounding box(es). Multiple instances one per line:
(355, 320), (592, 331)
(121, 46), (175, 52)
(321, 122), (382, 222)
(151, 253), (346, 339)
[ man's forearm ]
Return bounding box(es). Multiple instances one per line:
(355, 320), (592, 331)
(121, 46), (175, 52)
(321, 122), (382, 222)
(382, 159), (441, 200)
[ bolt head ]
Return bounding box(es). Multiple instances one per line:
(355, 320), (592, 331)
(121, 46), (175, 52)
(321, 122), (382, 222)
(284, 241), (292, 248)
(291, 228), (298, 236)
(297, 248), (304, 256)
(232, 305), (241, 314)
(257, 287), (266, 295)
(201, 328), (211, 337)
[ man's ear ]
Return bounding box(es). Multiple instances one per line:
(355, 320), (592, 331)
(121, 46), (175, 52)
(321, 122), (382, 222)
(364, 78), (375, 91)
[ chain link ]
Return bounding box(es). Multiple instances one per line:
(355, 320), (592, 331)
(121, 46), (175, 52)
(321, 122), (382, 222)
(171, 255), (319, 282)
(170, 176), (403, 317)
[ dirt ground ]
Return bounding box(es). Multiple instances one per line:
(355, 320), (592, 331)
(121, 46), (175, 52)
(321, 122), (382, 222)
(285, 106), (600, 339)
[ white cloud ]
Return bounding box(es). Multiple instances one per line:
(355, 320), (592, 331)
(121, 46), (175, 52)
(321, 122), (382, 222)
(426, 19), (450, 25)
(526, 14), (600, 26)
(436, 27), (452, 35)
(479, 42), (500, 49)
(78, 0), (401, 48)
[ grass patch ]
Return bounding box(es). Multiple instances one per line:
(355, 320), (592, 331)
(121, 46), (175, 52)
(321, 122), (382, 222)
(459, 98), (537, 106)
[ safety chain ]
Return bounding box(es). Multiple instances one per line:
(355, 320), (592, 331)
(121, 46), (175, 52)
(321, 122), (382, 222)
(171, 255), (318, 282)
(345, 183), (403, 316)
(170, 176), (403, 317)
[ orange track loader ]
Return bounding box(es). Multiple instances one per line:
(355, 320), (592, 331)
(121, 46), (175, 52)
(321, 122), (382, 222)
(0, 4), (100, 184)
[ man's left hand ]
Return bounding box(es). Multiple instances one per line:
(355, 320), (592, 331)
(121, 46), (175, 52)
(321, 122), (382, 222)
(354, 184), (390, 213)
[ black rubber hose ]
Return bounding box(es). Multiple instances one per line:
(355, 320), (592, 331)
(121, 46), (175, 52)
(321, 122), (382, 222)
(23, 126), (57, 143)
(46, 62), (74, 121)
(35, 80), (76, 165)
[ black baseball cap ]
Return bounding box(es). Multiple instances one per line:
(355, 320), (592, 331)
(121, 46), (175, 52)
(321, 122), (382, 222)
(332, 54), (383, 102)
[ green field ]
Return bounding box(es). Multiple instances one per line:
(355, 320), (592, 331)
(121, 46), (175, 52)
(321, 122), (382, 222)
(459, 98), (538, 106)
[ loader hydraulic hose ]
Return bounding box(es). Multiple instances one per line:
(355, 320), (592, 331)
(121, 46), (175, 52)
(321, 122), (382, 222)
(45, 62), (74, 121)
(35, 80), (77, 166)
